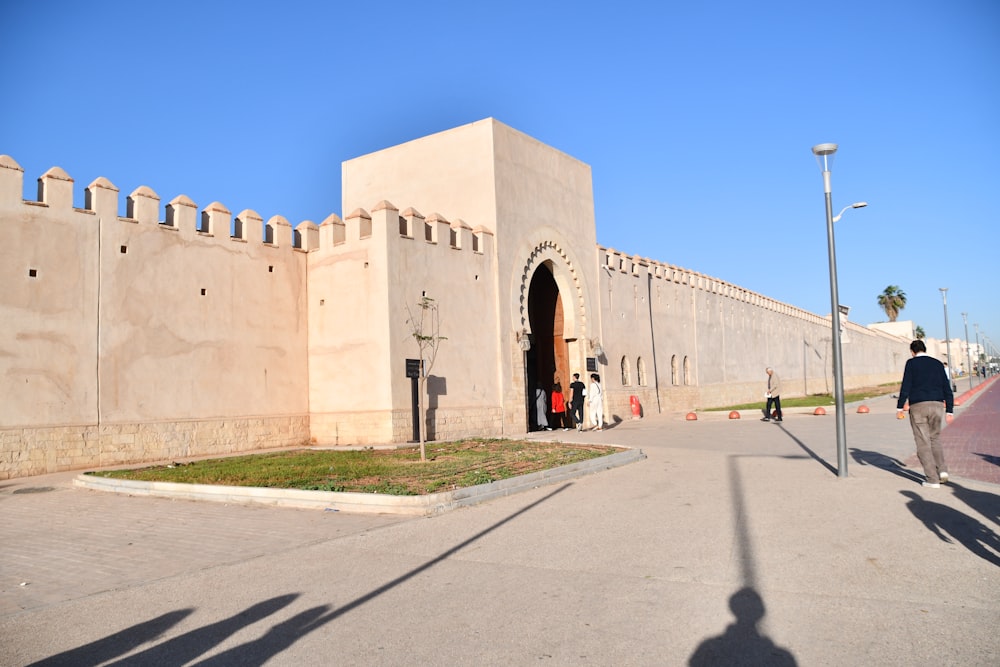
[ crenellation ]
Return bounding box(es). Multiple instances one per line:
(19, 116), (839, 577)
(166, 194), (198, 237)
(345, 207), (372, 239)
(232, 207), (259, 243)
(125, 185), (161, 224)
(424, 211), (449, 244)
(295, 220), (318, 250)
(38, 166), (74, 209)
(265, 215), (292, 247)
(400, 207), (423, 238)
(0, 155), (25, 207)
(450, 218), (472, 249)
(85, 176), (118, 216)
(319, 213), (345, 248)
(471, 225), (492, 254)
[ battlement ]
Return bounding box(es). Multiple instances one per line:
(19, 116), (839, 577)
(316, 200), (494, 255)
(600, 246), (836, 328)
(0, 155), (318, 253)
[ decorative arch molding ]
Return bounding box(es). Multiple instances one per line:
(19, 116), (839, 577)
(515, 239), (588, 340)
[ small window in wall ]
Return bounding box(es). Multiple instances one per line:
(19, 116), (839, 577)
(28, 268), (38, 278)
(671, 355), (679, 386)
(683, 356), (691, 385)
(621, 356), (631, 386)
(637, 357), (647, 386)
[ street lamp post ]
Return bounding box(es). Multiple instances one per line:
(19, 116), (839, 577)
(939, 288), (953, 387)
(812, 143), (865, 478)
(962, 313), (973, 390)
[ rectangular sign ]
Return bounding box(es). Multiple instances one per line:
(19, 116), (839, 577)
(586, 357), (597, 372)
(405, 358), (422, 379)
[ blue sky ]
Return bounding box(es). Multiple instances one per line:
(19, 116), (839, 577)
(2, 0), (997, 350)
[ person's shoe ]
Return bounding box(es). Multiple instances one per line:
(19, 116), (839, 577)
(939, 472), (949, 483)
(774, 418), (783, 422)
(922, 481), (941, 488)
(760, 417), (770, 422)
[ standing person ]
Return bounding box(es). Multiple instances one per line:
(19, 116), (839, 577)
(569, 373), (587, 430)
(551, 383), (570, 430)
(588, 373), (604, 431)
(534, 384), (551, 431)
(760, 367), (783, 422)
(896, 339), (954, 488)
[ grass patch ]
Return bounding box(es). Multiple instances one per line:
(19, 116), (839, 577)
(86, 439), (618, 496)
(705, 383), (897, 412)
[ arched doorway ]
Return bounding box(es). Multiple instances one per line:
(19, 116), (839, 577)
(525, 263), (570, 429)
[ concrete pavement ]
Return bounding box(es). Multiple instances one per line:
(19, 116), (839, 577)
(1, 387), (998, 665)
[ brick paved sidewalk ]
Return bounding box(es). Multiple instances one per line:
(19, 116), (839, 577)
(906, 377), (1000, 485)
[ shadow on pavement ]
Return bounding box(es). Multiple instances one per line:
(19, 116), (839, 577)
(948, 481), (1000, 528)
(775, 425), (837, 476)
(27, 609), (195, 666)
(974, 452), (1000, 468)
(30, 484), (573, 665)
(900, 491), (1000, 567)
(850, 448), (924, 484)
(689, 456), (797, 665)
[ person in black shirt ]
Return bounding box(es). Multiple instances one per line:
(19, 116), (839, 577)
(569, 373), (587, 430)
(896, 339), (954, 488)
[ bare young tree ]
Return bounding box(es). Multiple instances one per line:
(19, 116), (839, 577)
(405, 295), (446, 461)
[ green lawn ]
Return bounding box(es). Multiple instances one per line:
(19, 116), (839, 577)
(705, 383), (897, 412)
(86, 439), (619, 496)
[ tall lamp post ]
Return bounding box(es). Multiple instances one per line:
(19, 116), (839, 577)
(939, 288), (953, 386)
(962, 312), (973, 390)
(812, 143), (866, 478)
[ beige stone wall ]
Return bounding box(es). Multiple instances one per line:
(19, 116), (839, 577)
(0, 416), (309, 479)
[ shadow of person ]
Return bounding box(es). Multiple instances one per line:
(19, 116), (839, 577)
(948, 481), (1000, 527)
(689, 587), (796, 666)
(850, 447), (924, 484)
(973, 452), (1000, 467)
(104, 593), (300, 666)
(899, 491), (1000, 566)
(28, 609), (193, 667)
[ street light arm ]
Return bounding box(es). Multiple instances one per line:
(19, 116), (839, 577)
(832, 201), (868, 223)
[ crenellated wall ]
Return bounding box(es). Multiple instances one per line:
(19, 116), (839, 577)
(595, 247), (908, 420)
(0, 120), (915, 479)
(0, 156), (314, 477)
(307, 200), (500, 445)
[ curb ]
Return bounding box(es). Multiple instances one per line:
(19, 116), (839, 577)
(73, 447), (646, 516)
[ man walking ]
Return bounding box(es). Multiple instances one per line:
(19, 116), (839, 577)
(761, 367), (783, 422)
(896, 339), (954, 488)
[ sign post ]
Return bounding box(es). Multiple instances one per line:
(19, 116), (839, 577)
(405, 358), (421, 442)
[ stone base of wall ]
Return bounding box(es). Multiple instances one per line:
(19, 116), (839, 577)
(312, 407), (505, 445)
(0, 415), (311, 480)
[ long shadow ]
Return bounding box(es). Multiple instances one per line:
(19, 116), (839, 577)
(948, 481), (1000, 528)
(104, 594), (299, 666)
(899, 490), (1000, 566)
(850, 447), (924, 484)
(190, 482), (573, 666)
(688, 456), (797, 665)
(28, 609), (194, 666)
(974, 452), (1000, 467)
(775, 424), (837, 476)
(31, 484), (573, 666)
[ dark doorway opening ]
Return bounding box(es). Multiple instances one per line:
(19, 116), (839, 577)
(525, 263), (570, 430)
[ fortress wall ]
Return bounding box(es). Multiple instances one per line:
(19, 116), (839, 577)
(0, 158), (311, 478)
(597, 248), (908, 418)
(309, 200), (502, 445)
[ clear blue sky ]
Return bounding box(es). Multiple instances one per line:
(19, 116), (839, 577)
(2, 0), (997, 350)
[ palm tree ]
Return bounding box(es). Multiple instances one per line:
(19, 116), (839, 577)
(915, 325), (925, 339)
(877, 285), (907, 322)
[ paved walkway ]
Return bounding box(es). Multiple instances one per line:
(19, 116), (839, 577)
(1, 390), (998, 665)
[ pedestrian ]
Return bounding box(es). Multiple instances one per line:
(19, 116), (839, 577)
(588, 373), (604, 431)
(896, 339), (954, 488)
(534, 384), (551, 431)
(569, 373), (587, 430)
(760, 367), (783, 422)
(551, 383), (570, 430)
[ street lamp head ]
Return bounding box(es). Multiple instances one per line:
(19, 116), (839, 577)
(812, 143), (838, 172)
(832, 201), (868, 223)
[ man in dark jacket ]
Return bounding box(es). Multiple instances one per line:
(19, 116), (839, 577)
(896, 339), (954, 488)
